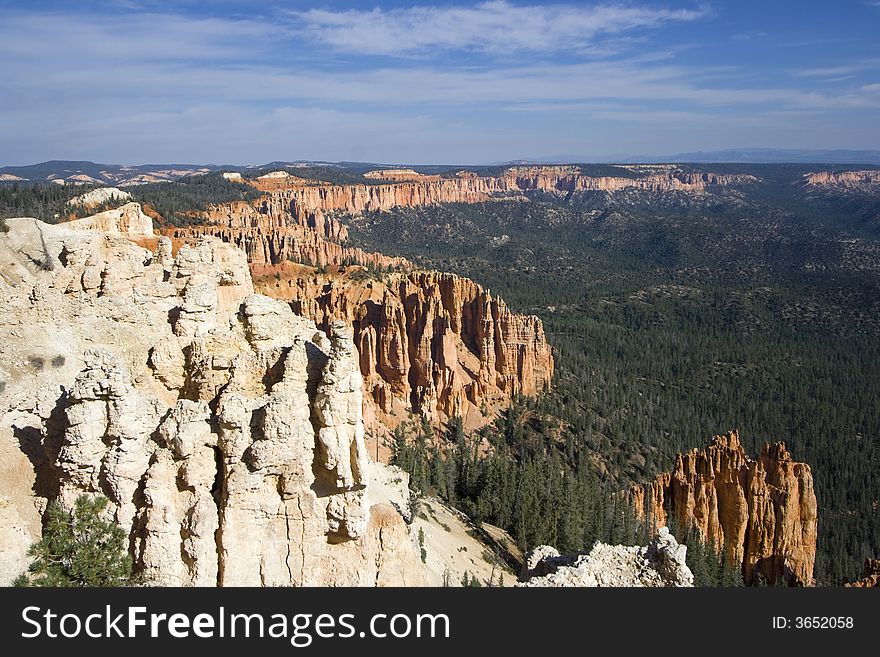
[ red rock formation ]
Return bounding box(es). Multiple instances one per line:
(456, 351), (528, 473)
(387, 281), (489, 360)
(168, 221), (407, 270)
(168, 168), (557, 439)
(248, 166), (757, 218)
(254, 268), (554, 433)
(630, 431), (817, 586)
(204, 199), (348, 241)
(165, 199), (408, 269)
(173, 166), (755, 267)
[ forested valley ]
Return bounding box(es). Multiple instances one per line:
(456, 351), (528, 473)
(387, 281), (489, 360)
(347, 181), (880, 585)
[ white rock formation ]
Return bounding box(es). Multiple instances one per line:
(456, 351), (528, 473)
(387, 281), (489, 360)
(66, 187), (132, 209)
(518, 528), (694, 587)
(64, 202), (154, 236)
(0, 215), (426, 586)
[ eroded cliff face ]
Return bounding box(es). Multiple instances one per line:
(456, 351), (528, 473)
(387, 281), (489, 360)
(629, 431), (817, 586)
(0, 216), (426, 586)
(163, 171), (556, 438)
(64, 202), (154, 236)
(804, 170), (880, 191)
(169, 200), (407, 269)
(496, 166), (758, 194)
(248, 166), (757, 214)
(255, 267), (554, 432)
(172, 166), (756, 268)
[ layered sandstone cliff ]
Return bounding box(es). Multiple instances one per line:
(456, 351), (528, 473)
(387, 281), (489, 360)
(250, 165), (757, 205)
(805, 170), (880, 191)
(0, 216), (426, 586)
(629, 431), (817, 586)
(364, 169), (438, 182)
(168, 200), (407, 269)
(256, 268), (554, 431)
(170, 165), (755, 269)
(244, 165), (757, 228)
(497, 166), (757, 194)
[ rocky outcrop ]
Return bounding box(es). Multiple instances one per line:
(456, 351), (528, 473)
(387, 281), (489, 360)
(518, 527), (693, 587)
(629, 431), (818, 586)
(844, 559), (880, 587)
(0, 215), (426, 586)
(168, 200), (408, 269)
(66, 187), (132, 210)
(64, 202), (154, 236)
(170, 223), (407, 270)
(257, 269), (554, 431)
(805, 170), (880, 191)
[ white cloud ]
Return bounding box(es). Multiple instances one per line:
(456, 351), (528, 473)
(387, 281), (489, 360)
(291, 1), (708, 56)
(0, 5), (877, 163)
(2, 9), (875, 115)
(0, 10), (282, 62)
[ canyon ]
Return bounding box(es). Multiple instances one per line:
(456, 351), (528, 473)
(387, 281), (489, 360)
(0, 209), (647, 588)
(629, 431), (818, 586)
(0, 162), (846, 587)
(166, 169), (581, 434)
(173, 166), (758, 267)
(166, 165), (754, 432)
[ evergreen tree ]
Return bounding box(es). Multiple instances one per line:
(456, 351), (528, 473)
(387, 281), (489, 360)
(15, 495), (133, 587)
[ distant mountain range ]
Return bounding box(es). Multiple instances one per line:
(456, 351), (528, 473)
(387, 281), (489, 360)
(0, 160), (388, 186)
(0, 160), (227, 186)
(657, 148), (880, 165)
(516, 148), (880, 165)
(2, 149), (880, 185)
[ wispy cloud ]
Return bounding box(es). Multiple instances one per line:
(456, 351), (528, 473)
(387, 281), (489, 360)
(731, 31), (767, 41)
(0, 3), (876, 163)
(291, 1), (708, 56)
(794, 61), (880, 78)
(2, 9), (874, 114)
(0, 10), (282, 61)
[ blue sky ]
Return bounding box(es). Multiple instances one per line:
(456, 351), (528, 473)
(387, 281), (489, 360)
(1, 0), (878, 164)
